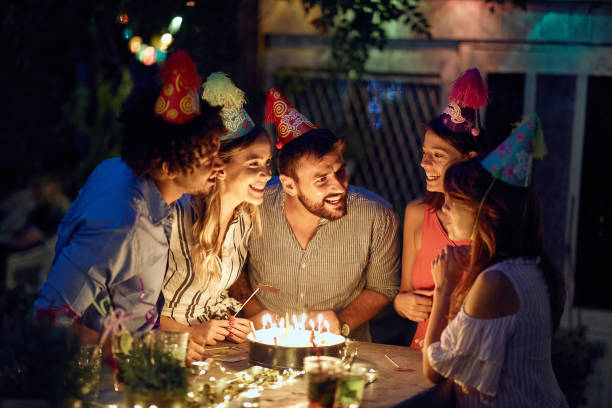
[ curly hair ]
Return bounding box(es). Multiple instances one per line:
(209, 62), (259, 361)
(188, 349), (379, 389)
(120, 86), (225, 179)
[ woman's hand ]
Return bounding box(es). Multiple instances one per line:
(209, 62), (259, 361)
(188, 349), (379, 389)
(226, 317), (251, 343)
(190, 319), (230, 345)
(431, 245), (470, 295)
(393, 290), (434, 322)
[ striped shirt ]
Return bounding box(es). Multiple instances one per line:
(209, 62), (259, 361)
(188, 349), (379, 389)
(162, 195), (251, 325)
(247, 178), (400, 341)
(427, 258), (568, 408)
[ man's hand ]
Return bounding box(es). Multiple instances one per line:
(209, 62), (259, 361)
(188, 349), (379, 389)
(393, 290), (434, 322)
(186, 333), (207, 365)
(309, 310), (340, 334)
(226, 317), (250, 343)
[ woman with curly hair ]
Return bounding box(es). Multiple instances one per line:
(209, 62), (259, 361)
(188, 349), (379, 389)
(422, 116), (567, 407)
(160, 74), (272, 363)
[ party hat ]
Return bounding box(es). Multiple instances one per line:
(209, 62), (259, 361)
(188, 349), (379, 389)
(439, 68), (489, 136)
(264, 87), (318, 149)
(481, 113), (547, 187)
(154, 50), (201, 124)
(202, 72), (255, 141)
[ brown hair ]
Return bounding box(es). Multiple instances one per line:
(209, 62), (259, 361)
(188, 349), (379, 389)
(120, 86), (225, 179)
(277, 128), (345, 180)
(422, 116), (490, 211)
(444, 159), (565, 331)
(191, 126), (270, 292)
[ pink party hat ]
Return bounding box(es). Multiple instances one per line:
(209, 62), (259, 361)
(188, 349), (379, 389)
(439, 68), (489, 136)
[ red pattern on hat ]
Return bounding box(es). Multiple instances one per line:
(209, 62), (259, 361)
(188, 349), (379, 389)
(154, 50), (201, 124)
(264, 87), (318, 149)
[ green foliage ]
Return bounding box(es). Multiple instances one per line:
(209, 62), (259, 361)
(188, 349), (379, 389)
(303, 0), (430, 77)
(55, 69), (132, 197)
(552, 326), (606, 407)
(0, 315), (81, 402)
(116, 339), (188, 395)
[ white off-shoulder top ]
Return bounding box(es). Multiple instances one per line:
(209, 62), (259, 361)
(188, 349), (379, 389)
(427, 258), (568, 408)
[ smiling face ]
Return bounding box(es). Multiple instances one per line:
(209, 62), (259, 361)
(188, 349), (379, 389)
(172, 152), (225, 196)
(292, 149), (348, 220)
(421, 129), (469, 193)
(219, 132), (273, 206)
(442, 195), (476, 241)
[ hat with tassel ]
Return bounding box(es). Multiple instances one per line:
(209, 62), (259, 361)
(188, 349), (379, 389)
(481, 113), (547, 187)
(154, 50), (201, 124)
(264, 87), (318, 149)
(439, 68), (489, 136)
(202, 72), (255, 141)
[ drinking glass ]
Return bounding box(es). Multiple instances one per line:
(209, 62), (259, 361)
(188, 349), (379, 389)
(75, 343), (103, 402)
(304, 356), (343, 408)
(153, 330), (189, 366)
(334, 361), (369, 408)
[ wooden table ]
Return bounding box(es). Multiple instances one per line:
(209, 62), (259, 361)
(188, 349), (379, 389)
(97, 340), (440, 407)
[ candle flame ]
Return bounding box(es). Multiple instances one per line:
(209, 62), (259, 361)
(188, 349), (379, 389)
(262, 313), (273, 329)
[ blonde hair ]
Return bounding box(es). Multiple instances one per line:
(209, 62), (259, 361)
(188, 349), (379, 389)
(191, 127), (268, 293)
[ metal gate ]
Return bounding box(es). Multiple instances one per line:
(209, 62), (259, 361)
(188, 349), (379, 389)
(279, 75), (441, 214)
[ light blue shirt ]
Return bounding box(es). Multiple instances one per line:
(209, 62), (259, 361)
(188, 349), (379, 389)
(35, 158), (174, 334)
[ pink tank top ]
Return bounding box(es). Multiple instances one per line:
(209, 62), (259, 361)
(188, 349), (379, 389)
(409, 204), (470, 348)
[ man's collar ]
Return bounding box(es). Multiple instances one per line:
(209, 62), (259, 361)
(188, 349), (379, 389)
(140, 177), (173, 224)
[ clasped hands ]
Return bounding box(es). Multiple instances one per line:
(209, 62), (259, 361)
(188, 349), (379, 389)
(394, 245), (470, 323)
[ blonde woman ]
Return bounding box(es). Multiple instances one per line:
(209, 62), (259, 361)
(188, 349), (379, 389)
(161, 73), (272, 363)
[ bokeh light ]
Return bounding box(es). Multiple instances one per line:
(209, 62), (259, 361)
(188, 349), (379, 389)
(169, 16), (183, 34)
(128, 36), (143, 54)
(122, 26), (133, 40)
(141, 46), (157, 66)
(160, 33), (173, 50)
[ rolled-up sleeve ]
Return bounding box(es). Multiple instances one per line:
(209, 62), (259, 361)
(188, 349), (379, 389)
(365, 205), (400, 299)
(35, 217), (136, 323)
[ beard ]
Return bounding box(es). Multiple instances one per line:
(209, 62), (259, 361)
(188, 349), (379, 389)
(296, 190), (347, 220)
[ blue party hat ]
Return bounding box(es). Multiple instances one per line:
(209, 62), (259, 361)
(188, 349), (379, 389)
(481, 113), (547, 187)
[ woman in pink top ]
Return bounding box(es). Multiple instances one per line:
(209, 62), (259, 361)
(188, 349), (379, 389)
(394, 68), (490, 348)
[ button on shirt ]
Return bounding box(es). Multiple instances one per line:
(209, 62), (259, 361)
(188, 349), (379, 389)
(247, 179), (400, 341)
(35, 158), (173, 334)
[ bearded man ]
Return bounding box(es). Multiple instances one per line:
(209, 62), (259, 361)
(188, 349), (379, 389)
(229, 89), (399, 341)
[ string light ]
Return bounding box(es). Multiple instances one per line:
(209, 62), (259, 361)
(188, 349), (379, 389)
(119, 13), (185, 65)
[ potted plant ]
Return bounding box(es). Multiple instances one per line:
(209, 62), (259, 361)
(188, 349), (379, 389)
(115, 337), (188, 408)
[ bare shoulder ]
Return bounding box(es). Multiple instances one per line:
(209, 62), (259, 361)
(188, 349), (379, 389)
(464, 269), (520, 319)
(403, 199), (425, 229)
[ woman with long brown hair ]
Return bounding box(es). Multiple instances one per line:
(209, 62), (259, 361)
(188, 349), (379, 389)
(422, 115), (567, 407)
(161, 74), (273, 364)
(394, 68), (490, 347)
